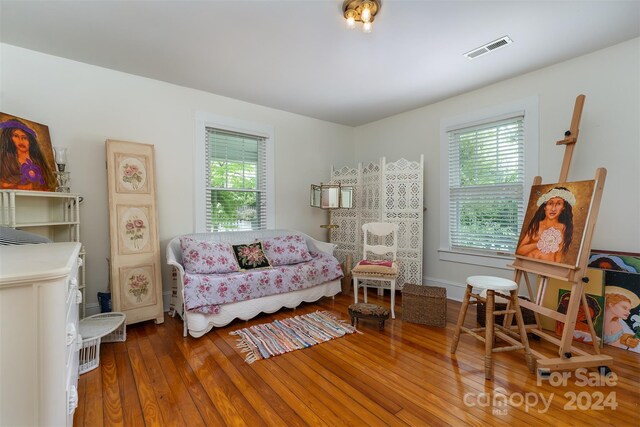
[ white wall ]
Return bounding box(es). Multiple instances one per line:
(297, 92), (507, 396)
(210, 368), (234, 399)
(2, 38), (638, 309)
(0, 44), (354, 313)
(354, 38), (640, 300)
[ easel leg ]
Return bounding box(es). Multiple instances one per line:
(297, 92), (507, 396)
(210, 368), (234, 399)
(512, 289), (535, 373)
(523, 273), (542, 329)
(559, 282), (584, 358)
(581, 292), (601, 354)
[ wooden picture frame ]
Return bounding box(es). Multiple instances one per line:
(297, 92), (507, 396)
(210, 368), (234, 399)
(0, 112), (57, 191)
(106, 140), (163, 325)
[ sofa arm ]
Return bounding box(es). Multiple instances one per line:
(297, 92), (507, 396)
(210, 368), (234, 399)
(314, 240), (338, 255)
(166, 237), (185, 278)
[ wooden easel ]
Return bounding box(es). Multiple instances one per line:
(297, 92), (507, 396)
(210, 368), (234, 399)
(508, 95), (613, 373)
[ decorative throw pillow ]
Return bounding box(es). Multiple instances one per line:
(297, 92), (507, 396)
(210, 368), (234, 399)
(232, 242), (272, 270)
(261, 235), (313, 266)
(180, 237), (240, 274)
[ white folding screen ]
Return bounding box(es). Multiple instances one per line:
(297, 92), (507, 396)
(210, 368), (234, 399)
(330, 156), (424, 289)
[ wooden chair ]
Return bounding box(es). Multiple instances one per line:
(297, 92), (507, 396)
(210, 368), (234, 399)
(352, 222), (399, 318)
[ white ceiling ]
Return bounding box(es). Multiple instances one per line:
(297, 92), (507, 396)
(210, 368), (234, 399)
(1, 1), (639, 126)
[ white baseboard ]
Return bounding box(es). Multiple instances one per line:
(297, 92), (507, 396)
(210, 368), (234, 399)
(85, 303), (101, 317)
(423, 276), (466, 302)
(83, 290), (173, 318)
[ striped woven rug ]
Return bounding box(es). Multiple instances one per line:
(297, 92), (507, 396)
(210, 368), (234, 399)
(230, 311), (358, 363)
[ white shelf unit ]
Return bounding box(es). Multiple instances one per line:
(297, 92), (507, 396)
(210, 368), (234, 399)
(0, 190), (87, 317)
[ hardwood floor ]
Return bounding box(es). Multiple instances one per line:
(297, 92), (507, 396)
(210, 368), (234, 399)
(74, 292), (639, 426)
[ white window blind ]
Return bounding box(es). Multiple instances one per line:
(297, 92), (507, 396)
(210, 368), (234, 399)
(448, 115), (525, 254)
(205, 128), (268, 231)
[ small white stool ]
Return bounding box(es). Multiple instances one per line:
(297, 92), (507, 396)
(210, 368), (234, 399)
(450, 276), (534, 380)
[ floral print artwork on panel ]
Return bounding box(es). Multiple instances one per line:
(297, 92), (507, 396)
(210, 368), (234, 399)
(120, 266), (156, 309)
(119, 207), (150, 253)
(128, 272), (149, 303)
(116, 154), (147, 192)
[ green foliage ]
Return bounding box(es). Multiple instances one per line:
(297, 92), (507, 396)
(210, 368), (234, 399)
(456, 199), (519, 251)
(454, 123), (522, 252)
(209, 160), (260, 231)
(458, 125), (520, 186)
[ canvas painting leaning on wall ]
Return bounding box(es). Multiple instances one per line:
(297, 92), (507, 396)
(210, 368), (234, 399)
(0, 112), (57, 192)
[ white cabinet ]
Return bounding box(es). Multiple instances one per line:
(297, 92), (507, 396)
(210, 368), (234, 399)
(0, 190), (86, 316)
(0, 242), (82, 427)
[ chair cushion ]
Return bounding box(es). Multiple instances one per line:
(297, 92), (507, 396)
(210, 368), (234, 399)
(352, 260), (398, 277)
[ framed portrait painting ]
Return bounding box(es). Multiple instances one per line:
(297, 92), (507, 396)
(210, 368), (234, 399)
(0, 112), (57, 191)
(515, 180), (596, 267)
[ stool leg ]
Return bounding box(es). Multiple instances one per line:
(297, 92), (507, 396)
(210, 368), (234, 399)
(485, 290), (495, 381)
(451, 284), (472, 354)
(390, 279), (396, 319)
(353, 276), (359, 304)
(511, 290), (535, 373)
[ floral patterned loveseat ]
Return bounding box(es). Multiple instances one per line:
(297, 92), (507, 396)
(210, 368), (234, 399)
(166, 229), (343, 337)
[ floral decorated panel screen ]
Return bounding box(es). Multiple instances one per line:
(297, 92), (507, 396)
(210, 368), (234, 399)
(106, 140), (163, 325)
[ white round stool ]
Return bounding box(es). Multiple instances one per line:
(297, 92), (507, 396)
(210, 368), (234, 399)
(451, 276), (535, 380)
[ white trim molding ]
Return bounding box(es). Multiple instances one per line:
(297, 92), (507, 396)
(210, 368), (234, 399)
(438, 95), (539, 268)
(194, 111), (275, 233)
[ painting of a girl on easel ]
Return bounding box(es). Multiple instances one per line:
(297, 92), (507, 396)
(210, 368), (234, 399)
(516, 180), (596, 267)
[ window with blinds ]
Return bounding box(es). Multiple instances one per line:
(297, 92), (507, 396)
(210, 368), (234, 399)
(447, 115), (525, 254)
(205, 128), (268, 231)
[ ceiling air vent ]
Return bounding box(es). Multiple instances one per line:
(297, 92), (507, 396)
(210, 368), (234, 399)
(464, 36), (513, 60)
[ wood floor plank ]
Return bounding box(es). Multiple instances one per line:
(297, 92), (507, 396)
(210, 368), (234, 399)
(82, 363), (104, 427)
(99, 345), (124, 426)
(136, 335), (188, 427)
(126, 339), (164, 426)
(211, 331), (309, 427)
(112, 347), (145, 427)
(110, 342), (144, 426)
(144, 328), (206, 427)
(75, 294), (640, 427)
(173, 334), (262, 426)
(73, 369), (87, 425)
(154, 320), (227, 426)
(198, 332), (287, 426)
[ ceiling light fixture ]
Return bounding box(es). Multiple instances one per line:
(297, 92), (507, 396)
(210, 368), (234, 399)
(343, 0), (381, 33)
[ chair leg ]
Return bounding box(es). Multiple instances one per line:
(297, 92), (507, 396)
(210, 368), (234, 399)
(511, 290), (536, 373)
(363, 286), (368, 303)
(390, 279), (396, 319)
(451, 284), (472, 354)
(353, 276), (359, 304)
(485, 290), (495, 381)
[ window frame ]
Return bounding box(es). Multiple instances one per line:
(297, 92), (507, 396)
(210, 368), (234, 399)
(195, 111), (275, 233)
(439, 96), (539, 269)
